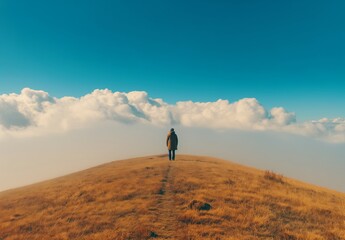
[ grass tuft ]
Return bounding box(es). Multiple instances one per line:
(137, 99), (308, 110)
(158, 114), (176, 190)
(264, 170), (284, 183)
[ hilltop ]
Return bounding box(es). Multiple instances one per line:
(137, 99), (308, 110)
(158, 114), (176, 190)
(0, 155), (344, 239)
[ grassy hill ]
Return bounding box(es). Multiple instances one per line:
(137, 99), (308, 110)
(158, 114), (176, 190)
(0, 155), (344, 240)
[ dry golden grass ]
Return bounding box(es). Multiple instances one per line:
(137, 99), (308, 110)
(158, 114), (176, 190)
(264, 171), (284, 184)
(0, 155), (345, 239)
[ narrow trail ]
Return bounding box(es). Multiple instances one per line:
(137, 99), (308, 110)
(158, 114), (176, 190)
(154, 161), (181, 239)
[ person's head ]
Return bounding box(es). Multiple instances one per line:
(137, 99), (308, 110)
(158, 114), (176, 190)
(170, 128), (175, 133)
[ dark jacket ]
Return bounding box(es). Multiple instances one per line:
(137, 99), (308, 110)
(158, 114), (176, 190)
(166, 131), (178, 150)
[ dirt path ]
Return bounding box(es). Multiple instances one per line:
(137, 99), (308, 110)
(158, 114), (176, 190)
(154, 162), (180, 239)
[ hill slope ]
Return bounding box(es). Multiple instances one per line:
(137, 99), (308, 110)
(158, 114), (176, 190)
(0, 155), (345, 240)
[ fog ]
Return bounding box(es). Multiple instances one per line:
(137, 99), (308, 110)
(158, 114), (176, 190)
(1, 122), (344, 192)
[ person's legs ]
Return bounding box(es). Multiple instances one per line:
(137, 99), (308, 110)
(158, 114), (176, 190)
(172, 150), (175, 160)
(168, 150), (172, 160)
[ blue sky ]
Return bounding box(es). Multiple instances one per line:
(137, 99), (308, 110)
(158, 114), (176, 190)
(1, 0), (345, 121)
(1, 1), (345, 192)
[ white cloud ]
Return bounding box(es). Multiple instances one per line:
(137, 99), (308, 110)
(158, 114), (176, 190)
(0, 88), (344, 143)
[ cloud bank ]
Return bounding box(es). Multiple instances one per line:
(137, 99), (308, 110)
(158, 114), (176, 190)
(0, 88), (344, 143)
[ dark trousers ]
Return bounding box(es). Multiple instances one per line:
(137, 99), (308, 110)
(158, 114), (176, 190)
(169, 150), (175, 160)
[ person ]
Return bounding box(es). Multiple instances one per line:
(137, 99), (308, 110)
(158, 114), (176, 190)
(166, 128), (178, 161)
